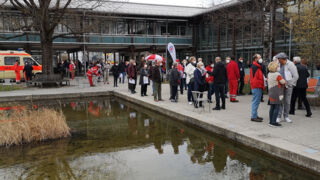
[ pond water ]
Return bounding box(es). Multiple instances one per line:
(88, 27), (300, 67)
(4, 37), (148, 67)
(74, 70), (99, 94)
(0, 98), (319, 180)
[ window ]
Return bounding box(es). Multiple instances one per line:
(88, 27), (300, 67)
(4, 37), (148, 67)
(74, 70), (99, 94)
(4, 57), (20, 65)
(23, 57), (37, 66)
(0, 15), (4, 32)
(116, 22), (127, 34)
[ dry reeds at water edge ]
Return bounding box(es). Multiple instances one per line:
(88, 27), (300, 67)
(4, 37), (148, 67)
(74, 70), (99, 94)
(0, 108), (70, 147)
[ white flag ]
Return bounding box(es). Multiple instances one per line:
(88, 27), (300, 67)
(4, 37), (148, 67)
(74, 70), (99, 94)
(168, 42), (176, 62)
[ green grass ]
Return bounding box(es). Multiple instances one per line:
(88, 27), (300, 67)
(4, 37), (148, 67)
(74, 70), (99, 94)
(0, 85), (24, 91)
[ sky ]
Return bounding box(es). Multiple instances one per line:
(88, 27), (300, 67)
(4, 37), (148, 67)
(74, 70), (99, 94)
(129, 0), (232, 7)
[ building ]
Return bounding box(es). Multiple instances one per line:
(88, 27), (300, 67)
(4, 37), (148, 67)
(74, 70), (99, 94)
(0, 0), (307, 66)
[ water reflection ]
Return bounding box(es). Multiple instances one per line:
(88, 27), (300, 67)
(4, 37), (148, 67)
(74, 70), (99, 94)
(0, 99), (319, 180)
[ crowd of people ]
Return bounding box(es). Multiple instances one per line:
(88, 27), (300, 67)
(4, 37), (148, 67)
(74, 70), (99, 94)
(81, 52), (313, 128)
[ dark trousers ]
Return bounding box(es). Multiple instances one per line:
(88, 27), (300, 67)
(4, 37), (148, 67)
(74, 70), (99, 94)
(269, 104), (280, 124)
(170, 85), (178, 100)
(113, 75), (118, 87)
(238, 76), (244, 94)
(208, 83), (215, 101)
(215, 84), (225, 108)
(187, 82), (194, 102)
(225, 79), (229, 95)
(290, 88), (311, 114)
(179, 78), (185, 94)
(141, 84), (147, 95)
(182, 78), (187, 90)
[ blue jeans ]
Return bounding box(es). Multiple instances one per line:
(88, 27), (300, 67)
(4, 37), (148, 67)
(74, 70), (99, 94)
(121, 72), (126, 83)
(208, 83), (215, 101)
(187, 82), (194, 102)
(251, 88), (263, 118)
(269, 104), (280, 124)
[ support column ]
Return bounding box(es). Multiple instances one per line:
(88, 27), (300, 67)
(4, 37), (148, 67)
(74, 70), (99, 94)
(129, 45), (135, 59)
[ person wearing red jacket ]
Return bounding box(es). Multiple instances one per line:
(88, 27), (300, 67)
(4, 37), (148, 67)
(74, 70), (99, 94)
(226, 56), (240, 102)
(205, 61), (215, 103)
(250, 54), (265, 122)
(87, 63), (100, 87)
(69, 61), (76, 80)
(13, 60), (21, 84)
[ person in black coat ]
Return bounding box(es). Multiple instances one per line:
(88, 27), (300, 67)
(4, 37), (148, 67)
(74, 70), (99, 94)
(110, 63), (120, 87)
(212, 57), (227, 110)
(169, 62), (180, 102)
(139, 63), (149, 96)
(290, 57), (312, 117)
(237, 57), (245, 95)
(194, 62), (205, 108)
(118, 61), (126, 84)
(23, 62), (33, 81)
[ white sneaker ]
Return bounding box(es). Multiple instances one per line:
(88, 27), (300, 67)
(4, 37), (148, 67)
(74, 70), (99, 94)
(188, 102), (193, 105)
(276, 118), (282, 123)
(285, 117), (292, 123)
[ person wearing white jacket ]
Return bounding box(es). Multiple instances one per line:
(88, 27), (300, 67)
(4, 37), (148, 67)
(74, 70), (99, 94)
(185, 56), (196, 105)
(275, 53), (299, 123)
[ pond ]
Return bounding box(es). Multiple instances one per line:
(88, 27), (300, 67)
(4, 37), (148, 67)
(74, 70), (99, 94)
(0, 98), (319, 180)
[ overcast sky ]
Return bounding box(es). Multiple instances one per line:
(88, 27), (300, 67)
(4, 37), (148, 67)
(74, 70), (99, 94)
(129, 0), (231, 7)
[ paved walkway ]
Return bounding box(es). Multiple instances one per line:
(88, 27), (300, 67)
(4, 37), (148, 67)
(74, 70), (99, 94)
(1, 76), (320, 173)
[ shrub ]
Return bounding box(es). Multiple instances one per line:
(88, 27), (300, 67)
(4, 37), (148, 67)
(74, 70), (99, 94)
(0, 108), (70, 146)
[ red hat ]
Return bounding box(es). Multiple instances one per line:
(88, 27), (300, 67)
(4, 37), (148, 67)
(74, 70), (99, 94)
(176, 59), (180, 62)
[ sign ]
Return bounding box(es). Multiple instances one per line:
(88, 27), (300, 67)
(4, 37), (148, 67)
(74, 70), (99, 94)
(168, 42), (176, 62)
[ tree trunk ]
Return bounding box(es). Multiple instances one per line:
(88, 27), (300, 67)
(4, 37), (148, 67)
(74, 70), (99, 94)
(40, 33), (53, 76)
(232, 18), (236, 57)
(263, 0), (272, 61)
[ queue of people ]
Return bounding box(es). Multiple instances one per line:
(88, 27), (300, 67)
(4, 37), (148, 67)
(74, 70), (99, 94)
(83, 52), (313, 128)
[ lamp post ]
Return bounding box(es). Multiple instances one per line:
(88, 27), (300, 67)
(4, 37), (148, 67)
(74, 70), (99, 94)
(289, 18), (293, 60)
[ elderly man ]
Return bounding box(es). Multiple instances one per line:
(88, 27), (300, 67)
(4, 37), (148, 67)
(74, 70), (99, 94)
(152, 60), (163, 102)
(250, 54), (265, 122)
(289, 57), (312, 117)
(276, 53), (299, 123)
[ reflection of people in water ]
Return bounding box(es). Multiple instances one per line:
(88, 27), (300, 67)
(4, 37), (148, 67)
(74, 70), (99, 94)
(187, 136), (207, 164)
(103, 100), (112, 116)
(149, 120), (166, 154)
(212, 145), (228, 173)
(170, 127), (184, 154)
(128, 111), (138, 136)
(88, 101), (101, 117)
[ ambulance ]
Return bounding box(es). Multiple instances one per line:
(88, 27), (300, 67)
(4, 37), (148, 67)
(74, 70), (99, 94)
(0, 50), (42, 81)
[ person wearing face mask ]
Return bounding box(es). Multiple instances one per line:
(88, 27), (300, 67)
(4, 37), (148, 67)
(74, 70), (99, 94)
(110, 62), (120, 87)
(181, 59), (188, 92)
(139, 62), (149, 97)
(226, 56), (240, 102)
(205, 60), (215, 103)
(185, 56), (197, 105)
(237, 57), (245, 95)
(275, 53), (299, 123)
(224, 57), (231, 98)
(250, 54), (265, 122)
(169, 62), (181, 102)
(194, 62), (206, 108)
(128, 59), (137, 94)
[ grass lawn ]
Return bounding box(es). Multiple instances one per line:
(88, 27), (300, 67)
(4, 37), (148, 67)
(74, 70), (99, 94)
(0, 84), (24, 91)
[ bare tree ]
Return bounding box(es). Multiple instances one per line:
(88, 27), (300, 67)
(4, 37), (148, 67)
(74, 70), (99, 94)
(0, 0), (127, 82)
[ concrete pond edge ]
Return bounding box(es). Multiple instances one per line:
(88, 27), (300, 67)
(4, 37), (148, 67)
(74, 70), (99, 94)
(0, 90), (319, 175)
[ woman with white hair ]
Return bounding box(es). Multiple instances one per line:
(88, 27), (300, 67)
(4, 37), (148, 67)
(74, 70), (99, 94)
(193, 62), (206, 108)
